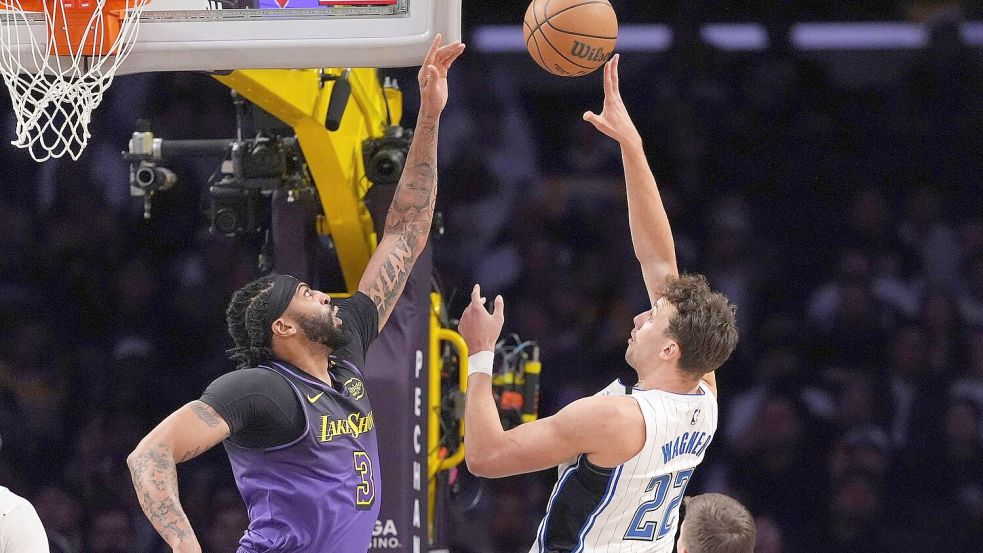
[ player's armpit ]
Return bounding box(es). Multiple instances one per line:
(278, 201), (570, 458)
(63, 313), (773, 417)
(466, 396), (644, 478)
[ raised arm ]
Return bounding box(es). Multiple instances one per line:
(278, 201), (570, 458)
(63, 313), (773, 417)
(583, 56), (721, 395)
(458, 285), (645, 477)
(127, 401), (230, 553)
(358, 35), (465, 330)
(583, 54), (678, 305)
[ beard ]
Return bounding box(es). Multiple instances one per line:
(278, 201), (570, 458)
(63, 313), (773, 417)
(297, 311), (350, 351)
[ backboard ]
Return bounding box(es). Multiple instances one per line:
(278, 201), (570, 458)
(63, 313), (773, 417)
(5, 0), (461, 74)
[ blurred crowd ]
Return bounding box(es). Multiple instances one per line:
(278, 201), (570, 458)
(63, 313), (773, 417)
(1, 3), (982, 553)
(467, 0), (983, 25)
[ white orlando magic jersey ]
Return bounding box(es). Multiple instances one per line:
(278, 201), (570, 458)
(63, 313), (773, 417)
(529, 378), (718, 553)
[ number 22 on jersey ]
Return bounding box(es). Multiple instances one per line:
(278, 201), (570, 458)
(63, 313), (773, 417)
(623, 468), (694, 541)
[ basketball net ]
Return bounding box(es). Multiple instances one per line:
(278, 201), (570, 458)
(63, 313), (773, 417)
(0, 0), (149, 161)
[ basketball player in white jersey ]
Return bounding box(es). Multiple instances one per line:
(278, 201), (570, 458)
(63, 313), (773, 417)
(458, 54), (738, 553)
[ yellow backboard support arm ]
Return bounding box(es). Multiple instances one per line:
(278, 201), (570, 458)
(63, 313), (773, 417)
(213, 68), (402, 292)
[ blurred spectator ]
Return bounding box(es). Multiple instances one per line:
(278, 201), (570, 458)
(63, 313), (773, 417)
(898, 187), (961, 287)
(807, 249), (891, 367)
(830, 373), (891, 430)
(885, 326), (947, 452)
(957, 254), (983, 328)
(33, 484), (84, 553)
(202, 490), (249, 553)
(87, 506), (135, 553)
(727, 393), (827, 530)
(752, 515), (785, 553)
(823, 472), (894, 553)
(920, 289), (966, 374)
(922, 399), (983, 535)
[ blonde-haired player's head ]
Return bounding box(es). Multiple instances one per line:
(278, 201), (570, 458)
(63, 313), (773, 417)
(676, 493), (756, 553)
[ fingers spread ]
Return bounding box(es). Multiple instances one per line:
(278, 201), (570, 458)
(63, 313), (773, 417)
(494, 295), (505, 319)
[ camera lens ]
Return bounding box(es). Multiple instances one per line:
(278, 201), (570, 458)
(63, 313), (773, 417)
(135, 166), (156, 188)
(370, 149), (405, 185)
(378, 158), (396, 176)
(362, 127), (413, 186)
(213, 208), (240, 236)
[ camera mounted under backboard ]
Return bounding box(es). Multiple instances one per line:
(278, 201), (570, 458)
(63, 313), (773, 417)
(362, 126), (414, 186)
(123, 95), (312, 236)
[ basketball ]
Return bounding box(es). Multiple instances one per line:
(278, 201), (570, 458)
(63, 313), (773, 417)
(523, 0), (618, 77)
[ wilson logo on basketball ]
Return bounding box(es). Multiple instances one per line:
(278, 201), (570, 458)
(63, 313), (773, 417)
(570, 41), (609, 63)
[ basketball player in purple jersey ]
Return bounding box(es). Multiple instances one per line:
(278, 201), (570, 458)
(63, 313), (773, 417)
(127, 35), (464, 553)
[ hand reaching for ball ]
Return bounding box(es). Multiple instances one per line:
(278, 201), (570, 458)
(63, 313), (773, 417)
(582, 54), (642, 148)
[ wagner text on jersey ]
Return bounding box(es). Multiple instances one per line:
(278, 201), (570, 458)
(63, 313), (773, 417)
(661, 431), (713, 464)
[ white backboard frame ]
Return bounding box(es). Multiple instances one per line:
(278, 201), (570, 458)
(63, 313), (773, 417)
(3, 0), (461, 74)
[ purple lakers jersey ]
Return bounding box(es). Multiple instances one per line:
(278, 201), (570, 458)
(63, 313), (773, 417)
(226, 359), (380, 553)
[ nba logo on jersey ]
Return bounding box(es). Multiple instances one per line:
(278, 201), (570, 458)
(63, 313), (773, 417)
(689, 408), (701, 425)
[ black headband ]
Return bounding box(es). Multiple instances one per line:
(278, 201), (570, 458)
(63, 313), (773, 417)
(264, 274), (300, 333)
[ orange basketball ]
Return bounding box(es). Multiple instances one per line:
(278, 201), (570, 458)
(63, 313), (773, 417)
(523, 0), (618, 77)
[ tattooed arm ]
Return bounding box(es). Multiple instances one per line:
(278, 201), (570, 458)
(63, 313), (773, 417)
(127, 401), (230, 553)
(359, 34), (465, 330)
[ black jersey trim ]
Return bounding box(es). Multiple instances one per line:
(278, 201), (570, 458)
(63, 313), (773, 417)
(268, 360), (333, 392)
(535, 460), (581, 552)
(618, 377), (707, 396)
(330, 355), (364, 378)
(536, 455), (622, 553)
(571, 464), (623, 552)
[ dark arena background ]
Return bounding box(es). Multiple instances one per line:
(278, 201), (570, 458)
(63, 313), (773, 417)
(1, 1), (982, 552)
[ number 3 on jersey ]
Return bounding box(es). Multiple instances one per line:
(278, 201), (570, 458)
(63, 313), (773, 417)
(353, 451), (376, 510)
(624, 468), (694, 541)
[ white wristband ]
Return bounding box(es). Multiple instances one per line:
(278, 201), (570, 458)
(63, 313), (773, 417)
(468, 351), (494, 376)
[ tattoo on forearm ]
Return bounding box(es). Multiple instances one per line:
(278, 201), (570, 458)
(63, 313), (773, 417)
(128, 444), (194, 545)
(369, 117), (439, 320)
(178, 446), (204, 463)
(190, 401), (223, 429)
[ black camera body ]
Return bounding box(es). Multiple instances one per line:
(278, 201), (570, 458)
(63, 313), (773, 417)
(208, 135), (305, 236)
(208, 175), (270, 236)
(362, 126), (413, 186)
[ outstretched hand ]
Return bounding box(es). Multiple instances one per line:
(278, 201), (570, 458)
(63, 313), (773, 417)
(582, 54), (642, 147)
(418, 34), (466, 118)
(458, 284), (505, 354)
